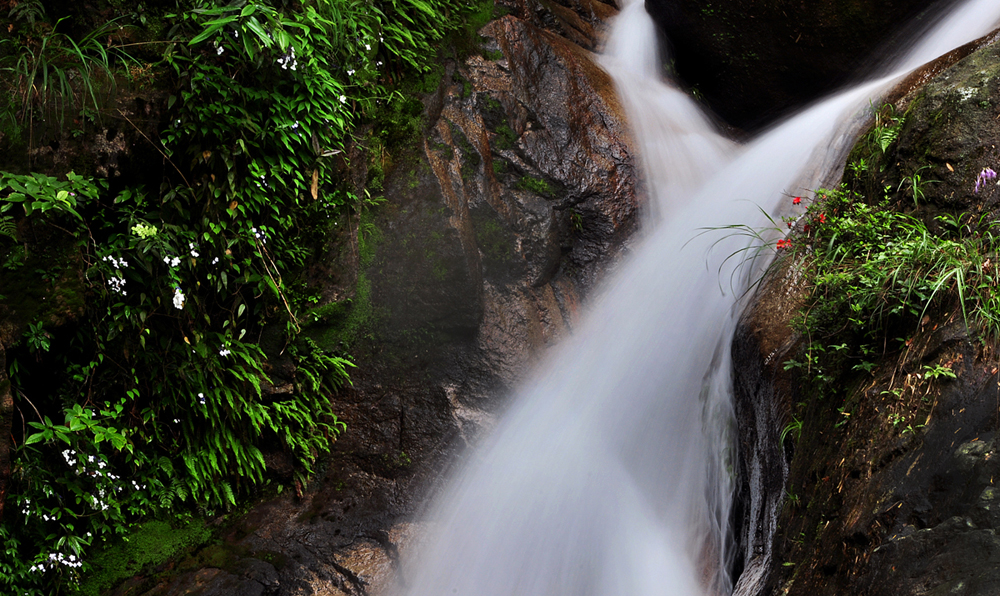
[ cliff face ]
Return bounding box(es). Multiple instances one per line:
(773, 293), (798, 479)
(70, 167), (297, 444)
(733, 31), (1000, 596)
(113, 1), (640, 594)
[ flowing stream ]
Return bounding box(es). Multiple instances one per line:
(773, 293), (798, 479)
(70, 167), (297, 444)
(399, 1), (1000, 594)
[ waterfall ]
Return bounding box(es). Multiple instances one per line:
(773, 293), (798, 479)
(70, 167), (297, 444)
(398, 1), (1000, 595)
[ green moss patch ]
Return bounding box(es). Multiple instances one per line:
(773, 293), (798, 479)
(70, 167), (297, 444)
(80, 518), (212, 596)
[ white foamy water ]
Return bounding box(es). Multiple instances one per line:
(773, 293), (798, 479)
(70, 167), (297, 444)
(398, 1), (1000, 595)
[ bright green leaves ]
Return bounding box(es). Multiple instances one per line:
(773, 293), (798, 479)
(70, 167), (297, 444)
(2, 0), (493, 592)
(784, 185), (1000, 409)
(25, 405), (132, 452)
(0, 171), (101, 221)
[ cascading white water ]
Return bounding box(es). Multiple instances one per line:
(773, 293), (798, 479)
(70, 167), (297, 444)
(398, 1), (1000, 595)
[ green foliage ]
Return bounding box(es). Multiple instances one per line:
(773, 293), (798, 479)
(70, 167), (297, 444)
(2, 0), (497, 592)
(1, 171), (98, 221)
(923, 363), (957, 380)
(783, 185), (1000, 405)
(517, 176), (554, 197)
(846, 102), (908, 197)
(494, 124), (517, 151)
(897, 164), (938, 206)
(9, 0), (47, 26)
(869, 102), (905, 155)
(0, 17), (136, 135)
(79, 519), (211, 596)
(780, 416), (803, 446)
(0, 200), (17, 242)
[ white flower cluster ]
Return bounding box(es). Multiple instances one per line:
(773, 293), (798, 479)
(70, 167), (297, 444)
(92, 491), (110, 511)
(102, 255), (129, 295)
(198, 392), (207, 405)
(188, 242), (200, 258)
(164, 255), (181, 268)
(102, 255), (128, 269)
(219, 348), (231, 357)
(29, 552), (82, 573)
(131, 479), (147, 491)
(277, 46), (297, 70)
(211, 257), (220, 265)
(61, 449), (78, 467)
(108, 276), (127, 295)
(251, 227), (267, 244)
(173, 287), (185, 310)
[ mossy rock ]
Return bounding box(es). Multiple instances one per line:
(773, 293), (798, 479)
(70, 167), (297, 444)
(80, 518), (212, 596)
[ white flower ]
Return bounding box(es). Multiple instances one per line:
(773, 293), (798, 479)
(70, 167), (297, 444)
(216, 46), (224, 55)
(365, 43), (371, 51)
(339, 95), (347, 104)
(219, 348), (231, 357)
(347, 69), (355, 76)
(172, 287), (185, 310)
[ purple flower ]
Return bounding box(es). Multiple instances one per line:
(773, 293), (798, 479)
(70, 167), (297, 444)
(975, 167), (997, 193)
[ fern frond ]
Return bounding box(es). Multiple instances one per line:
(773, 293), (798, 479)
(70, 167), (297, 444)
(0, 215), (16, 242)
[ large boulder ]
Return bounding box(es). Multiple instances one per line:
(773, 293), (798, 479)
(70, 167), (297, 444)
(733, 34), (1000, 596)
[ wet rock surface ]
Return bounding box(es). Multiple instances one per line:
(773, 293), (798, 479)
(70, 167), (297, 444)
(890, 41), (1000, 217)
(645, 0), (941, 129)
(112, 1), (638, 594)
(734, 35), (1000, 596)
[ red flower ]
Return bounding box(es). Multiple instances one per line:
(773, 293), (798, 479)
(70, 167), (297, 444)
(804, 224), (812, 233)
(787, 222), (793, 228)
(792, 196), (802, 205)
(776, 239), (792, 250)
(818, 213), (826, 224)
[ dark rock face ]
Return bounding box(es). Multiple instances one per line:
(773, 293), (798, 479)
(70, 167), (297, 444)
(733, 36), (1000, 596)
(119, 2), (638, 595)
(365, 8), (640, 392)
(645, 0), (941, 128)
(890, 41), (1000, 215)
